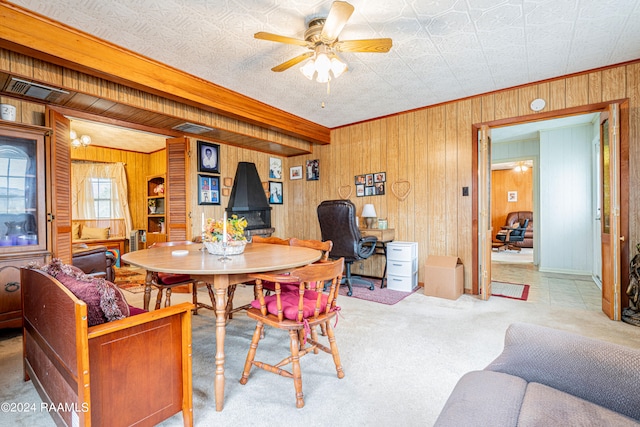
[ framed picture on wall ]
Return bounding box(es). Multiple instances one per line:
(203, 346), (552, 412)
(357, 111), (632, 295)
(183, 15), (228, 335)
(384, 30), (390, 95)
(198, 174), (220, 205)
(306, 159), (319, 181)
(508, 191), (518, 202)
(269, 181), (283, 204)
(197, 141), (220, 174)
(269, 157), (282, 179)
(290, 165), (303, 180)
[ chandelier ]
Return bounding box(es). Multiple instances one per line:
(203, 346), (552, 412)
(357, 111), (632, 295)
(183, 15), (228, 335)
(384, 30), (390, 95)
(300, 45), (347, 83)
(514, 161), (529, 173)
(70, 129), (91, 148)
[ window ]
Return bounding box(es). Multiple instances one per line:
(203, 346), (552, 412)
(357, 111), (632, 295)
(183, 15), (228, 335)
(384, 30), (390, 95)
(0, 145), (32, 214)
(91, 178), (113, 218)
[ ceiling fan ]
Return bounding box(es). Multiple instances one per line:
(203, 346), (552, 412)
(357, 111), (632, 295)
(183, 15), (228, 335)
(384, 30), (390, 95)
(254, 1), (392, 83)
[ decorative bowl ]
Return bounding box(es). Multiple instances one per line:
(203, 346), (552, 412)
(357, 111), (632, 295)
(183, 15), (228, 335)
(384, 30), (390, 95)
(204, 240), (247, 256)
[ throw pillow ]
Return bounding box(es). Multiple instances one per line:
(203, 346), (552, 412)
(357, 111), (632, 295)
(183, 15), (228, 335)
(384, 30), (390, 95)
(38, 258), (129, 326)
(72, 222), (82, 240)
(81, 226), (109, 240)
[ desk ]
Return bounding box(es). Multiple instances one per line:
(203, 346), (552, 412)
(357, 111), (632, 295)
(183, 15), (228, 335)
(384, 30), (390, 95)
(121, 242), (321, 411)
(360, 228), (395, 288)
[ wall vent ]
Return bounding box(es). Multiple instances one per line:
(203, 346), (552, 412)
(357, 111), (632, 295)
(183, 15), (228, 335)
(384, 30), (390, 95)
(172, 122), (214, 134)
(5, 77), (69, 102)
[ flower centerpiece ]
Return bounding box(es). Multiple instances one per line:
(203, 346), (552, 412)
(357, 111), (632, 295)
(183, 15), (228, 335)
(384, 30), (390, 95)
(202, 214), (248, 255)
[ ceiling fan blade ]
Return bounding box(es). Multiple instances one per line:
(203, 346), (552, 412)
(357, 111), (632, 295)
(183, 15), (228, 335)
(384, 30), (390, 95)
(271, 52), (314, 72)
(335, 38), (393, 53)
(320, 1), (355, 44)
(254, 31), (309, 47)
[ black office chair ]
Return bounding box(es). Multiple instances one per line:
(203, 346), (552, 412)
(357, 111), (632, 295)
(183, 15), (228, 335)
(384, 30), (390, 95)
(495, 218), (530, 252)
(317, 200), (377, 296)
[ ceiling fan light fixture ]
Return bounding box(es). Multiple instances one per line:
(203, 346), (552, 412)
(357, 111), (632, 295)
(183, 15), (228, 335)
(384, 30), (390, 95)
(330, 56), (347, 78)
(300, 59), (316, 80)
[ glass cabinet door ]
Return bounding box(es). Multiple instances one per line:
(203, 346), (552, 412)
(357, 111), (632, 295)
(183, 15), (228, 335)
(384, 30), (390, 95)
(0, 127), (46, 253)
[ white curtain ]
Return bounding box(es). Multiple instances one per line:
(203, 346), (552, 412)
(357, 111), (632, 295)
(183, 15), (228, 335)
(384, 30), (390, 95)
(71, 161), (133, 235)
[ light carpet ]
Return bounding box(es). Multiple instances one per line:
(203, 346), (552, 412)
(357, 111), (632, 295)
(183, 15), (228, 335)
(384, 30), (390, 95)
(2, 285), (640, 426)
(491, 281), (530, 301)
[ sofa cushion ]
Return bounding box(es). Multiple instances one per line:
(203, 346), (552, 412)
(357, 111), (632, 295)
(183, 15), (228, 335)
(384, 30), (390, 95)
(518, 382), (640, 427)
(81, 226), (110, 240)
(434, 370), (527, 427)
(39, 258), (129, 326)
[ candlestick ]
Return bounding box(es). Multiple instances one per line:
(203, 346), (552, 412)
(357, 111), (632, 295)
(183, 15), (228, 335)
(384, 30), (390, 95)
(223, 211), (227, 243)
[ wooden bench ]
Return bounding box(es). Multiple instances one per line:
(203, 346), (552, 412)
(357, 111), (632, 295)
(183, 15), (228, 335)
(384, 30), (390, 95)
(72, 219), (128, 256)
(21, 267), (194, 427)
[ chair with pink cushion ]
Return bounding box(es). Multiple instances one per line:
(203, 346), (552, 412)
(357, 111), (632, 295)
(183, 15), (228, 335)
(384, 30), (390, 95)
(239, 257), (345, 408)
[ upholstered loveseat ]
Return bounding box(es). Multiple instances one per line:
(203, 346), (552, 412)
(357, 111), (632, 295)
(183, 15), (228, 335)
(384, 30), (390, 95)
(435, 323), (640, 426)
(504, 211), (533, 248)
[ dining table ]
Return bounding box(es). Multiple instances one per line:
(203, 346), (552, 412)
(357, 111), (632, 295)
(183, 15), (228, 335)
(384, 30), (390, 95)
(121, 241), (322, 411)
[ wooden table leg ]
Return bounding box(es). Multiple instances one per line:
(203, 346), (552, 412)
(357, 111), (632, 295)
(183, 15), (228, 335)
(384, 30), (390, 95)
(213, 274), (229, 411)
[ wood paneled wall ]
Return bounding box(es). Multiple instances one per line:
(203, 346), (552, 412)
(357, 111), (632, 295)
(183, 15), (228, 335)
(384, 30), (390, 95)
(285, 62), (640, 292)
(3, 49), (639, 293)
(491, 169), (533, 240)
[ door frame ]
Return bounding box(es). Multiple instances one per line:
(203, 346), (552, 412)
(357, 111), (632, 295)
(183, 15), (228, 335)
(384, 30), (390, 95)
(471, 101), (629, 316)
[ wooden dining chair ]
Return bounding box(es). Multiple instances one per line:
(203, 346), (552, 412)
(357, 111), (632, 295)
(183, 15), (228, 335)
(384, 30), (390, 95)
(239, 257), (345, 408)
(224, 235), (291, 319)
(145, 240), (216, 314)
(228, 236), (332, 319)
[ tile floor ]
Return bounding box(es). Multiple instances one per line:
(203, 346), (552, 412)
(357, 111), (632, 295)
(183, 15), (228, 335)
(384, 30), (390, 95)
(492, 260), (602, 311)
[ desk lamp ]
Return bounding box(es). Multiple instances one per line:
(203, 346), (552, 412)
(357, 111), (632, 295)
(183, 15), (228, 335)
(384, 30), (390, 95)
(361, 204), (377, 229)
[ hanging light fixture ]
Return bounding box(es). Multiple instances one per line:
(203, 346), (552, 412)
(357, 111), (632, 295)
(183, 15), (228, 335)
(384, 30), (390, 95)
(70, 129), (91, 148)
(514, 161), (529, 173)
(300, 45), (347, 83)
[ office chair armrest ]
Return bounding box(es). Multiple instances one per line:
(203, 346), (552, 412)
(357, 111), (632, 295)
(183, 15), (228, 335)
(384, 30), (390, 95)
(357, 236), (378, 258)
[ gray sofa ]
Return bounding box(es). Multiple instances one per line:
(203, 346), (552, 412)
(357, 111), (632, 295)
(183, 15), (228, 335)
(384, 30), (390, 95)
(435, 323), (640, 426)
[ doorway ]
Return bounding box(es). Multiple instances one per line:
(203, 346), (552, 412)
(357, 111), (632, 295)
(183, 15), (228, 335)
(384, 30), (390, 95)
(472, 101), (629, 320)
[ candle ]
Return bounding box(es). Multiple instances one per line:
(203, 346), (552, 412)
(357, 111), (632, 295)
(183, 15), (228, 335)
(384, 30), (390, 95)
(223, 211), (227, 243)
(201, 212), (205, 233)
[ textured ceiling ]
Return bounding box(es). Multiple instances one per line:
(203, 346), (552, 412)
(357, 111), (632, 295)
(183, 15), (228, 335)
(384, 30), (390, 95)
(9, 0), (640, 130)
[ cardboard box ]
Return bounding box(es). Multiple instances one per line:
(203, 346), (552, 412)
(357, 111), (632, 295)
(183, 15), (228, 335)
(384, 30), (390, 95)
(424, 256), (464, 300)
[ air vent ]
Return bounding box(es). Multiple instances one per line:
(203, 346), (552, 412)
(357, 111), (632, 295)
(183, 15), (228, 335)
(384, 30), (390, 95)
(5, 77), (68, 101)
(172, 122), (214, 134)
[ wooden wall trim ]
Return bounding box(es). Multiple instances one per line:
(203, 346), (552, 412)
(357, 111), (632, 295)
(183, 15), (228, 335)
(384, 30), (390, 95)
(0, 2), (330, 146)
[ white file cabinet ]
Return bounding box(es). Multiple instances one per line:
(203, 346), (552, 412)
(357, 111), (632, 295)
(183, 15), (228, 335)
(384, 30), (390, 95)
(386, 241), (418, 292)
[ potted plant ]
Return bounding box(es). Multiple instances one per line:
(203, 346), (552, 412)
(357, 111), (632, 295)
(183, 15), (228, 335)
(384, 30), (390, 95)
(148, 199), (156, 214)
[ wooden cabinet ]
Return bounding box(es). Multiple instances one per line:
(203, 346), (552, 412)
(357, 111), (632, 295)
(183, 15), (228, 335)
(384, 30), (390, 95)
(146, 174), (167, 245)
(0, 122), (50, 328)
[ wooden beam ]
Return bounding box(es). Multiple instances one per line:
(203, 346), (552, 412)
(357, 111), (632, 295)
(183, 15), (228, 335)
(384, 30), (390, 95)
(0, 2), (330, 145)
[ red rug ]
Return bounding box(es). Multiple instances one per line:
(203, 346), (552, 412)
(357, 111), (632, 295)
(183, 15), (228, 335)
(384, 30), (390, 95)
(491, 281), (530, 301)
(113, 267), (147, 294)
(338, 277), (419, 305)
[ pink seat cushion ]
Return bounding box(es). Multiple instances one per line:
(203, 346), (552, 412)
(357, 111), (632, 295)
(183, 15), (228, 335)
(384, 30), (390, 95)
(157, 272), (191, 285)
(251, 290), (328, 321)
